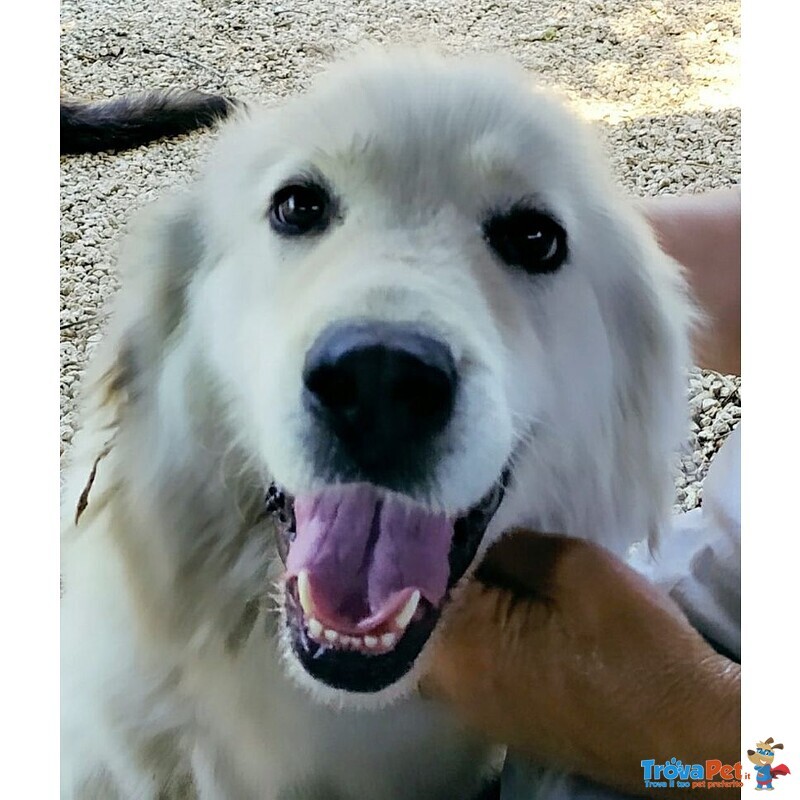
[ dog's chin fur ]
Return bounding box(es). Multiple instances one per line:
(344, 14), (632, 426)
(61, 47), (696, 799)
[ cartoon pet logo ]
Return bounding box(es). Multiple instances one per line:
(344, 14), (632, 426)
(747, 738), (791, 791)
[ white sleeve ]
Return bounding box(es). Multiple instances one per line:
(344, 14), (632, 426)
(629, 424), (741, 660)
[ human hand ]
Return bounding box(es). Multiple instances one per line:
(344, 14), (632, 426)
(422, 530), (740, 796)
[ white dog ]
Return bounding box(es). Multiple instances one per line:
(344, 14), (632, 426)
(61, 49), (694, 799)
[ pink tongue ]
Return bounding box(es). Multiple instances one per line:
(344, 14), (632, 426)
(285, 485), (454, 630)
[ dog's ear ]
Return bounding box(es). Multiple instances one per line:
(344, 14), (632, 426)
(100, 192), (205, 402)
(64, 192), (206, 530)
(588, 200), (699, 551)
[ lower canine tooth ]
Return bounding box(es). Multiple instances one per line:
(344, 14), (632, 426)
(394, 589), (421, 629)
(297, 570), (315, 616)
(381, 632), (396, 648)
(308, 618), (323, 637)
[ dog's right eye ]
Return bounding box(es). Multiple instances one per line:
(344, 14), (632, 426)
(269, 183), (331, 236)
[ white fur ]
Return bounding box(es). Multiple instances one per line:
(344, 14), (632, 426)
(61, 48), (695, 799)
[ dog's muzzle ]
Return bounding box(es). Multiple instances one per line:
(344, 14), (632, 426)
(264, 320), (509, 694)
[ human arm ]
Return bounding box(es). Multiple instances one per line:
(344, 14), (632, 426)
(423, 531), (741, 797)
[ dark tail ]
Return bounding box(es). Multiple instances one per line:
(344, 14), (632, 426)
(60, 90), (239, 155)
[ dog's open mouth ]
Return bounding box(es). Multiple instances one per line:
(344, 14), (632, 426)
(268, 473), (508, 693)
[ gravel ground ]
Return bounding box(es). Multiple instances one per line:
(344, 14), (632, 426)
(60, 0), (740, 512)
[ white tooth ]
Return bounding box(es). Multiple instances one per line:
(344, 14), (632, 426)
(381, 632), (396, 648)
(308, 618), (323, 637)
(394, 590), (421, 629)
(340, 635), (352, 646)
(324, 628), (339, 643)
(364, 635), (378, 648)
(350, 636), (364, 648)
(297, 570), (315, 615)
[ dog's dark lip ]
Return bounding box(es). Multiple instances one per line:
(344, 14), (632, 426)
(266, 468), (510, 693)
(283, 576), (440, 692)
(265, 483), (295, 565)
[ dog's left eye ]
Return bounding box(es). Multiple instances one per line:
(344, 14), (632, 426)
(269, 183), (331, 236)
(483, 207), (568, 275)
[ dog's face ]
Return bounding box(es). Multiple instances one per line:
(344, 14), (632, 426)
(114, 51), (691, 704)
(748, 740), (783, 767)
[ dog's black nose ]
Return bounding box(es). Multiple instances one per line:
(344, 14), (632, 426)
(303, 322), (457, 485)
